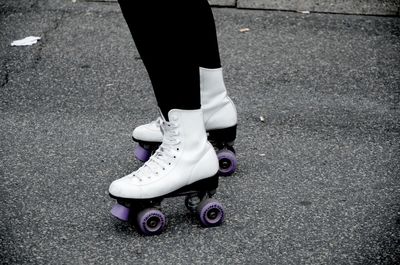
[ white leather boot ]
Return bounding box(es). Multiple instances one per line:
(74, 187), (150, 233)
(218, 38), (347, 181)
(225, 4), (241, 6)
(109, 109), (219, 199)
(200, 67), (237, 132)
(132, 67), (237, 144)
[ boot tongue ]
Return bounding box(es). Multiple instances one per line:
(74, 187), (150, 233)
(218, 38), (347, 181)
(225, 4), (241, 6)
(167, 109), (179, 122)
(158, 108), (180, 122)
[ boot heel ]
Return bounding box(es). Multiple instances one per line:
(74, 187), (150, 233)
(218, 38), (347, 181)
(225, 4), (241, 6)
(208, 125), (238, 176)
(208, 125), (237, 145)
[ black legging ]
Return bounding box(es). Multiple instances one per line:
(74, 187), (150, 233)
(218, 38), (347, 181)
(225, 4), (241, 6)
(117, 0), (221, 119)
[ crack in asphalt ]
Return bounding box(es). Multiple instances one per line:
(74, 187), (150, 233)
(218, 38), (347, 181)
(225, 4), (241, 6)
(0, 64), (9, 88)
(32, 10), (67, 67)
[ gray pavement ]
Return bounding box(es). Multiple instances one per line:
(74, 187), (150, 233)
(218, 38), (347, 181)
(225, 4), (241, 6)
(95, 0), (400, 16)
(235, 0), (400, 16)
(1, 0), (400, 264)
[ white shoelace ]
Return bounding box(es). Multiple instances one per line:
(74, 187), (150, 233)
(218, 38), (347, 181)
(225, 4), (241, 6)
(131, 119), (180, 181)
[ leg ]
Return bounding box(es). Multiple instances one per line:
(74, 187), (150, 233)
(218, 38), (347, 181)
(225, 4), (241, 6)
(117, 0), (201, 118)
(196, 0), (221, 69)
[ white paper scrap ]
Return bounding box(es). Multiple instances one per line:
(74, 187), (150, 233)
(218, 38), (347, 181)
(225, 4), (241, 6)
(11, 36), (41, 46)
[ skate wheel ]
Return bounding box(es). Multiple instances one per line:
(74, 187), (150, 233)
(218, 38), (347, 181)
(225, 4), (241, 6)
(197, 198), (224, 227)
(136, 208), (166, 236)
(134, 145), (152, 162)
(217, 149), (237, 176)
(111, 203), (130, 222)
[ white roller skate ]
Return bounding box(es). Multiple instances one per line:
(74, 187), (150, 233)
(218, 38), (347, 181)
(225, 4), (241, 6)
(133, 67), (238, 176)
(110, 109), (225, 235)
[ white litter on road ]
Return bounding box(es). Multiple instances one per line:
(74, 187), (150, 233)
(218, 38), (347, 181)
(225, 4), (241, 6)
(11, 36), (41, 46)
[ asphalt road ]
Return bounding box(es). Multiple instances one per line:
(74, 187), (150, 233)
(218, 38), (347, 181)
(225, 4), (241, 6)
(1, 1), (399, 264)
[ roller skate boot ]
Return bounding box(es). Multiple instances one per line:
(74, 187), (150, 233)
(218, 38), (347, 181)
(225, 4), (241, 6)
(132, 67), (238, 176)
(110, 109), (224, 235)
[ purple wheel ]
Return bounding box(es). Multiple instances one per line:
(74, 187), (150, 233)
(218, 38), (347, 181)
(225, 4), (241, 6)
(134, 145), (152, 162)
(217, 149), (237, 176)
(136, 208), (166, 236)
(111, 203), (130, 222)
(198, 198), (224, 227)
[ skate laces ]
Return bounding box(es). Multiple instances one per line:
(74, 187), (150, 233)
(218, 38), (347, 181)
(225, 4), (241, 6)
(132, 119), (180, 181)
